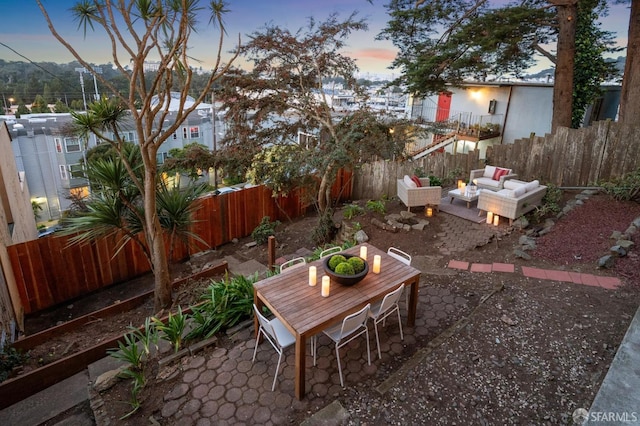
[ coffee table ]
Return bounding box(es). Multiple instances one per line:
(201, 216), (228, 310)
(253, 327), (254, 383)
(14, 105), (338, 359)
(448, 188), (480, 208)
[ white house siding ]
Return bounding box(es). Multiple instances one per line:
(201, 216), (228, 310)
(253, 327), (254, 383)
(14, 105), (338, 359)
(502, 85), (553, 144)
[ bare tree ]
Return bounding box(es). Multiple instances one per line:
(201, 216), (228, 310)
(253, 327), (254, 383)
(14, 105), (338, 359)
(37, 0), (239, 311)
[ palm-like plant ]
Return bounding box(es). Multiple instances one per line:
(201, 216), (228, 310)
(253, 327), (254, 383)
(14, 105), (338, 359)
(61, 144), (208, 267)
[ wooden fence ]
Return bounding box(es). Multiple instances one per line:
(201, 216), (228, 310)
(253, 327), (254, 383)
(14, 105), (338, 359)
(9, 170), (353, 315)
(352, 120), (640, 200)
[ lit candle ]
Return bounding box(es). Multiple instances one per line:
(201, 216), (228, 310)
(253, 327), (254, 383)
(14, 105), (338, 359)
(359, 246), (367, 260)
(486, 211), (494, 224)
(321, 275), (330, 297)
(426, 207), (433, 217)
(460, 182), (466, 194)
(457, 179), (464, 190)
(493, 215), (500, 226)
(373, 255), (381, 274)
(308, 266), (317, 286)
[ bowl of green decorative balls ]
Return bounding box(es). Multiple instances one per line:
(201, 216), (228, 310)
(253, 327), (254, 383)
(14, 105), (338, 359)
(323, 253), (369, 286)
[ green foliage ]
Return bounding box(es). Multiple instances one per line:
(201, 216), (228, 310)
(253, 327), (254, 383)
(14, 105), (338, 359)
(251, 216), (280, 245)
(118, 368), (145, 419)
(328, 255), (347, 270)
(153, 307), (188, 353)
(344, 203), (364, 219)
(128, 318), (158, 357)
(32, 200), (43, 221)
(533, 184), (563, 222)
(30, 94), (50, 113)
(0, 345), (28, 383)
(311, 209), (336, 246)
(427, 175), (442, 187)
(442, 167), (464, 186)
(413, 168), (427, 178)
(347, 256), (365, 273)
(162, 143), (216, 181)
(334, 262), (355, 275)
(571, 0), (621, 128)
(365, 200), (386, 215)
(187, 273), (257, 339)
(108, 332), (144, 370)
(600, 168), (640, 202)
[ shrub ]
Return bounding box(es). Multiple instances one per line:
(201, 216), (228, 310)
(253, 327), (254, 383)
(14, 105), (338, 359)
(344, 203), (364, 219)
(366, 200), (385, 215)
(427, 175), (442, 187)
(0, 345), (27, 383)
(251, 216), (280, 245)
(533, 184), (562, 222)
(600, 168), (640, 202)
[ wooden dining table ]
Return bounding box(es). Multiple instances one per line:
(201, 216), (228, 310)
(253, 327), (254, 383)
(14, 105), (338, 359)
(253, 242), (421, 400)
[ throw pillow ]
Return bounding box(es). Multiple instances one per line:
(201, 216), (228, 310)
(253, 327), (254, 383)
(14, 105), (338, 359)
(483, 165), (497, 178)
(410, 175), (422, 187)
(524, 180), (540, 192)
(492, 167), (510, 181)
(403, 175), (417, 189)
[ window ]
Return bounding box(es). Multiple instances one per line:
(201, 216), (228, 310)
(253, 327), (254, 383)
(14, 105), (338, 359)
(190, 126), (200, 138)
(68, 164), (85, 179)
(156, 152), (169, 164)
(59, 165), (68, 180)
(122, 131), (135, 142)
(64, 137), (81, 153)
(182, 127), (188, 139)
(54, 138), (62, 153)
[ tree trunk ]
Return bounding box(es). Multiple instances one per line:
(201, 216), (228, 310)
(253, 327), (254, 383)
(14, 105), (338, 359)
(551, 0), (577, 132)
(317, 165), (334, 213)
(144, 166), (172, 312)
(619, 0), (640, 123)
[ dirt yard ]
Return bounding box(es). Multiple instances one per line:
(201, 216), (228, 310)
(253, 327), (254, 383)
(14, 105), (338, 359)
(24, 189), (640, 424)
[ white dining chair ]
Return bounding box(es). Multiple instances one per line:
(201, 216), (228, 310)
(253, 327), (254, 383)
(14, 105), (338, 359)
(279, 257), (306, 273)
(312, 303), (371, 387)
(387, 247), (412, 307)
(320, 246), (342, 258)
(368, 284), (405, 359)
(252, 304), (296, 391)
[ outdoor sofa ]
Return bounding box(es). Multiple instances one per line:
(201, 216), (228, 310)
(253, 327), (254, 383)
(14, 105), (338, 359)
(397, 176), (442, 211)
(470, 165), (518, 191)
(477, 179), (547, 224)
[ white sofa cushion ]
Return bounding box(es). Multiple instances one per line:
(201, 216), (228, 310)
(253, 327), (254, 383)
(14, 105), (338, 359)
(483, 165), (497, 178)
(503, 180), (525, 190)
(476, 177), (502, 190)
(403, 175), (417, 189)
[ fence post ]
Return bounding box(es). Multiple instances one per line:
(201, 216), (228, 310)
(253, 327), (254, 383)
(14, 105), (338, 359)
(267, 236), (276, 272)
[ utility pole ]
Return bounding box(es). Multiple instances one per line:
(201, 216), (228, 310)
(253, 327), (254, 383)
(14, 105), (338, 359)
(212, 91), (218, 189)
(74, 67), (88, 110)
(92, 67), (102, 100)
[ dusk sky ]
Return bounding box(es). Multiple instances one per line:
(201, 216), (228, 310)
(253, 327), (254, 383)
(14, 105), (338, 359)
(0, 0), (631, 78)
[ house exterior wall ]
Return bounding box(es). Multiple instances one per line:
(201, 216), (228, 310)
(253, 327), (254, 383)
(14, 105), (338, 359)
(0, 122), (38, 335)
(502, 85), (554, 143)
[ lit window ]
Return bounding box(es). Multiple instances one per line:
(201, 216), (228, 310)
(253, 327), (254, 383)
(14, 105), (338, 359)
(64, 137), (81, 152)
(190, 126), (200, 138)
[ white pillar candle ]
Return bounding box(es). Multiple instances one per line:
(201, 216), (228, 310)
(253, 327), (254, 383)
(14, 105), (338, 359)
(373, 255), (381, 274)
(359, 246), (367, 260)
(308, 266), (317, 286)
(321, 275), (330, 297)
(460, 182), (466, 194)
(426, 207), (433, 217)
(486, 211), (494, 224)
(493, 215), (500, 226)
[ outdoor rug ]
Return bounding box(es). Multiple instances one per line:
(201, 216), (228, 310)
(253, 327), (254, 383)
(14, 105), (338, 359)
(438, 196), (487, 223)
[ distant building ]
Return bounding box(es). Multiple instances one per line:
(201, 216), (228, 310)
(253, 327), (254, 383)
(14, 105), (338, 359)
(2, 97), (223, 221)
